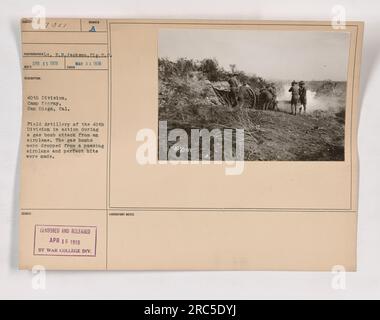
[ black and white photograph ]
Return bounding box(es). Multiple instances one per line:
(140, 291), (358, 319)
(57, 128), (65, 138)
(2, 0), (380, 303)
(158, 28), (350, 161)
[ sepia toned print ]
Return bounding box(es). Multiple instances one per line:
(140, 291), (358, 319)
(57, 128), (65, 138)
(158, 29), (350, 161)
(19, 19), (363, 271)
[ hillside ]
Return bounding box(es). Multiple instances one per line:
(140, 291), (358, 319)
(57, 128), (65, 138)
(158, 58), (346, 161)
(160, 106), (345, 161)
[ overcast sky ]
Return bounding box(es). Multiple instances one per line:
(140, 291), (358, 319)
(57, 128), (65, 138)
(159, 29), (350, 81)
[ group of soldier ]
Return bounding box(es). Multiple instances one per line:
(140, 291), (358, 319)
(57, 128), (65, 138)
(227, 74), (307, 114)
(228, 74), (277, 109)
(288, 80), (307, 115)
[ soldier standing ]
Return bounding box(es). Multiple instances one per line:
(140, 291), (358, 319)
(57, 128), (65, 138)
(228, 74), (239, 107)
(239, 81), (255, 109)
(299, 81), (307, 114)
(268, 84), (278, 111)
(288, 81), (300, 115)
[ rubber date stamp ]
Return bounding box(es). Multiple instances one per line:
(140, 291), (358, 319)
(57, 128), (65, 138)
(33, 225), (97, 257)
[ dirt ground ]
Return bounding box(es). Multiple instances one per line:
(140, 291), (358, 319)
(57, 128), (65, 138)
(244, 103), (345, 161)
(162, 101), (345, 161)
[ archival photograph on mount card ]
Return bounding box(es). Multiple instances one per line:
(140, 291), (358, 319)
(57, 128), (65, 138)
(19, 19), (363, 271)
(158, 29), (350, 161)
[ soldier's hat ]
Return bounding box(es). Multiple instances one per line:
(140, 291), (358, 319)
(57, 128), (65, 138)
(299, 80), (305, 85)
(291, 80), (297, 85)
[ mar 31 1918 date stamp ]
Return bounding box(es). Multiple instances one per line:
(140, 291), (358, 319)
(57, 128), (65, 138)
(33, 225), (97, 257)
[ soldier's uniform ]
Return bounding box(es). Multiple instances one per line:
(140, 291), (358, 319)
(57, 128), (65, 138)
(299, 81), (307, 113)
(228, 76), (239, 107)
(239, 84), (255, 109)
(288, 81), (300, 115)
(268, 86), (276, 99)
